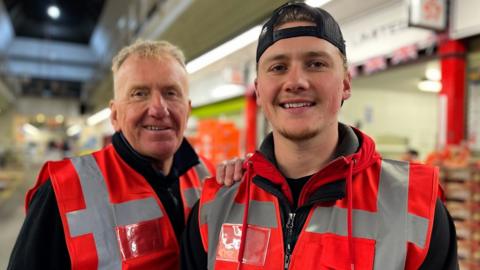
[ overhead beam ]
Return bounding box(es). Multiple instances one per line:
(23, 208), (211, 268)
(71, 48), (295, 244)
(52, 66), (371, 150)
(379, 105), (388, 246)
(4, 37), (97, 81)
(6, 37), (97, 65)
(0, 1), (14, 51)
(5, 58), (95, 82)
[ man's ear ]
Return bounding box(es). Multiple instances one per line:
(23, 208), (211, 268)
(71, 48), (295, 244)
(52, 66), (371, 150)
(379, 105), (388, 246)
(254, 78), (261, 106)
(342, 71), (352, 101)
(109, 100), (121, 132)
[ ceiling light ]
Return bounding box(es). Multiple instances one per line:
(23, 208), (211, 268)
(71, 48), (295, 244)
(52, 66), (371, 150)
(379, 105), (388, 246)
(425, 67), (441, 81)
(55, 114), (64, 124)
(87, 108), (111, 126)
(210, 84), (245, 99)
(186, 25), (262, 74)
(305, 0), (332, 7)
(117, 17), (126, 29)
(418, 79), (442, 92)
(23, 123), (40, 136)
(47, 5), (61, 20)
(36, 113), (46, 123)
(67, 124), (82, 136)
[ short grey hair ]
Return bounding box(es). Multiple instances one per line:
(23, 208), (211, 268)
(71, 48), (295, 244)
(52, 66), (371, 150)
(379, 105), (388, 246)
(111, 39), (186, 74)
(111, 40), (187, 98)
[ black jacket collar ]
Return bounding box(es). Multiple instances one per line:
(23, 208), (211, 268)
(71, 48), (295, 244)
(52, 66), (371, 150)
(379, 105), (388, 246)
(259, 123), (359, 166)
(256, 123), (360, 204)
(112, 132), (199, 188)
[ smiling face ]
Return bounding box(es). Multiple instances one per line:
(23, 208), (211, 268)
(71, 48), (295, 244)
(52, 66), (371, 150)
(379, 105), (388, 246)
(110, 54), (191, 172)
(255, 21), (351, 142)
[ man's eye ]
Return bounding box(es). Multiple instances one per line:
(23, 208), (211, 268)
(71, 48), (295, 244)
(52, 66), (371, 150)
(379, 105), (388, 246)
(166, 90), (177, 96)
(307, 61), (326, 69)
(164, 88), (181, 98)
(131, 89), (148, 97)
(270, 64), (287, 72)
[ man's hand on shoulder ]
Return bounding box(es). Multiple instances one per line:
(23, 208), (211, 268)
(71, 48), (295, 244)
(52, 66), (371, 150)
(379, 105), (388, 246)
(215, 154), (252, 186)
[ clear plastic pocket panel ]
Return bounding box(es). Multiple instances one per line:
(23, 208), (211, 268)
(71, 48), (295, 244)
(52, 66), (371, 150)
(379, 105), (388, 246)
(116, 218), (164, 260)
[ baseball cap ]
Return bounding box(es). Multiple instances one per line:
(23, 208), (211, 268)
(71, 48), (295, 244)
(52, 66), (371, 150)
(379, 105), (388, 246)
(256, 1), (346, 63)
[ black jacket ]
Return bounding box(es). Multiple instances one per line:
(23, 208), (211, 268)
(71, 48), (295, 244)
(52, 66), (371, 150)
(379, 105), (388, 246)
(181, 125), (459, 270)
(8, 132), (201, 270)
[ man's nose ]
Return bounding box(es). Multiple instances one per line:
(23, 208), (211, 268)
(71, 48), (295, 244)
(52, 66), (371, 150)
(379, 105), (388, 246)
(148, 93), (169, 118)
(284, 65), (309, 93)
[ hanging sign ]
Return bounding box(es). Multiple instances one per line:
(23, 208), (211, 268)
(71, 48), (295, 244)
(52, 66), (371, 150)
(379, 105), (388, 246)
(408, 0), (447, 31)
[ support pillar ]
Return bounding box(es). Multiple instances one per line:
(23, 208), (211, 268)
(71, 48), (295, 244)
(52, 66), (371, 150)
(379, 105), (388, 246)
(439, 39), (466, 146)
(245, 85), (257, 154)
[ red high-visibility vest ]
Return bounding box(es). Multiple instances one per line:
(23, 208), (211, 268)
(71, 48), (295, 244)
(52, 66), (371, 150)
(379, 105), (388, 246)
(27, 144), (213, 270)
(199, 155), (439, 270)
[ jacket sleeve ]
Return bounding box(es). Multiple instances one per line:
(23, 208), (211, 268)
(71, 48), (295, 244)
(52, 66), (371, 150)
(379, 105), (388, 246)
(419, 199), (459, 270)
(181, 201), (208, 270)
(7, 180), (70, 270)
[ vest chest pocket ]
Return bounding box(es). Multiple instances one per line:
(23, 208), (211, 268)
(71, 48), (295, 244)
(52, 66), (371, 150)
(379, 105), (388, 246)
(291, 233), (375, 270)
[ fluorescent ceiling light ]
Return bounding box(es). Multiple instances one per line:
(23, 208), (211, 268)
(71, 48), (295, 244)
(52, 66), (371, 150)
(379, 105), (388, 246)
(87, 108), (111, 126)
(418, 80), (441, 92)
(47, 5), (60, 19)
(425, 67), (441, 81)
(23, 123), (40, 136)
(55, 114), (64, 124)
(67, 124), (82, 136)
(36, 113), (46, 123)
(210, 84), (245, 99)
(305, 0), (332, 7)
(186, 25), (262, 74)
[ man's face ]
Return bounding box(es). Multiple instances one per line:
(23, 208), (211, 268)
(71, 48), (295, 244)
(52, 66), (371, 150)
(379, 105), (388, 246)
(110, 54), (191, 170)
(255, 21), (351, 142)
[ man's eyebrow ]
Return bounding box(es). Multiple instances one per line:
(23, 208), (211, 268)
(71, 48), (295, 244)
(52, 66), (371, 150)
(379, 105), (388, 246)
(127, 84), (150, 90)
(263, 51), (332, 63)
(302, 51), (332, 59)
(262, 54), (290, 64)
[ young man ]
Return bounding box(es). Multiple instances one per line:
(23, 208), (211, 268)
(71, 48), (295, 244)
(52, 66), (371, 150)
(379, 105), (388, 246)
(8, 40), (216, 270)
(181, 2), (458, 269)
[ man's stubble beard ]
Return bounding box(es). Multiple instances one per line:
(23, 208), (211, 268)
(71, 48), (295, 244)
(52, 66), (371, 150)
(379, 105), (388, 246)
(277, 127), (319, 142)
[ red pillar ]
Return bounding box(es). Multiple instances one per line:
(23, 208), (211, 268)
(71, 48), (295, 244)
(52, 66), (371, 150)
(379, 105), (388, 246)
(245, 85), (257, 153)
(439, 39), (466, 145)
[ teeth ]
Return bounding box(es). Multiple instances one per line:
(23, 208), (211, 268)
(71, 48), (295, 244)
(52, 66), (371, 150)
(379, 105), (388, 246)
(283, 102), (312, 108)
(145, 126), (166, 131)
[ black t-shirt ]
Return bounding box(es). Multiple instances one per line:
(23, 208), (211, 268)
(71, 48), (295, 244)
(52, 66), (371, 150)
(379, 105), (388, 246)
(286, 175), (311, 208)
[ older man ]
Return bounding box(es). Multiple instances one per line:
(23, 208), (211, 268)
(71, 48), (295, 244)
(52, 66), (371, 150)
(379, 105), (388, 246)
(8, 40), (216, 270)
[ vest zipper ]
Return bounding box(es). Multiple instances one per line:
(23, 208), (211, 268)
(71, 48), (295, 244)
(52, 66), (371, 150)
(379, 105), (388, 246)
(253, 177), (317, 270)
(284, 212), (296, 270)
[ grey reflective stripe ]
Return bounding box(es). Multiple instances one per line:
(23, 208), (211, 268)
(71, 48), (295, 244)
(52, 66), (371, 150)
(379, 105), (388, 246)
(408, 213), (429, 247)
(204, 183), (240, 270)
(305, 159), (429, 270)
(66, 155), (163, 270)
(200, 182), (278, 270)
(306, 207), (377, 239)
(225, 201), (277, 227)
(184, 187), (201, 209)
(194, 158), (211, 181)
(113, 197), (163, 226)
(183, 159), (211, 209)
(374, 159), (409, 270)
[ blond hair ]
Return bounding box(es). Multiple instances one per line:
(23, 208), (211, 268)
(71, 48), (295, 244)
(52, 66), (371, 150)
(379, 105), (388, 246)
(111, 39), (186, 74)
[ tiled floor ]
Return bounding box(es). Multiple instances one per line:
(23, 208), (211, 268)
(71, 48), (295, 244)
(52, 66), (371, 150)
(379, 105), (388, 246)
(0, 165), (38, 269)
